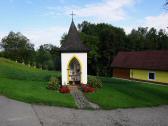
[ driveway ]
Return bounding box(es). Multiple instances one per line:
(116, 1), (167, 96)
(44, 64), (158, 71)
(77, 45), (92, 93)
(0, 96), (168, 126)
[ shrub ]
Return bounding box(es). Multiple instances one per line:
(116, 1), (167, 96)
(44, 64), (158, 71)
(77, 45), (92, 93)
(88, 76), (103, 88)
(81, 84), (95, 93)
(47, 77), (60, 90)
(59, 86), (70, 93)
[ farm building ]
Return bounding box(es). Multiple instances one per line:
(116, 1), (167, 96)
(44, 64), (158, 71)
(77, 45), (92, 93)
(111, 50), (168, 84)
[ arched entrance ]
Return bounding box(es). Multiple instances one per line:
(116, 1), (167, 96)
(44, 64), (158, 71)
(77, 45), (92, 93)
(68, 57), (81, 85)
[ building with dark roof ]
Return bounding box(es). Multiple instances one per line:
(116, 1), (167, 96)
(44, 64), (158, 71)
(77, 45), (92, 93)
(60, 20), (89, 85)
(111, 50), (168, 84)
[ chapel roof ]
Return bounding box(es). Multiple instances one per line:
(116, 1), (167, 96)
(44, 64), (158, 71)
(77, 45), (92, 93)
(60, 20), (90, 52)
(111, 50), (168, 71)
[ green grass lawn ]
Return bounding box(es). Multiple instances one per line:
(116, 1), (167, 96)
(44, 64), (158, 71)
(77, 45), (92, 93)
(0, 58), (60, 81)
(86, 77), (168, 109)
(1, 58), (168, 109)
(0, 58), (76, 108)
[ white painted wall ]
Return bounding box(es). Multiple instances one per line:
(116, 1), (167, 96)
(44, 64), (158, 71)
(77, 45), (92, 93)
(61, 53), (87, 85)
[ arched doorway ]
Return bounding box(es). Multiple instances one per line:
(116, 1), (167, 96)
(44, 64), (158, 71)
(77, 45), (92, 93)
(68, 57), (81, 85)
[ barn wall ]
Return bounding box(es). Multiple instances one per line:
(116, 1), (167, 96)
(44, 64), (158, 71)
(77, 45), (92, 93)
(130, 69), (168, 84)
(113, 68), (130, 79)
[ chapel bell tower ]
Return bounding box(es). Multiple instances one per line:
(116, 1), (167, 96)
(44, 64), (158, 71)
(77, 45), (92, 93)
(60, 19), (90, 85)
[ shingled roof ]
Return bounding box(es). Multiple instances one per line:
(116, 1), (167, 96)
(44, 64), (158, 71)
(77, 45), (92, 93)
(111, 50), (168, 71)
(60, 20), (90, 52)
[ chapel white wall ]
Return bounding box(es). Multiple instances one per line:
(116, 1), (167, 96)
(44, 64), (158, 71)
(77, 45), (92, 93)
(61, 53), (87, 85)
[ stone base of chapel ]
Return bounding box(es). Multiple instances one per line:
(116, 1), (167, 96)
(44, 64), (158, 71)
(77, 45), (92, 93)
(68, 85), (78, 92)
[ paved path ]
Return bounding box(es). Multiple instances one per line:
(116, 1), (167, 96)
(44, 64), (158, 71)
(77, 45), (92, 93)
(1, 96), (168, 126)
(33, 105), (168, 126)
(0, 96), (41, 126)
(70, 87), (99, 109)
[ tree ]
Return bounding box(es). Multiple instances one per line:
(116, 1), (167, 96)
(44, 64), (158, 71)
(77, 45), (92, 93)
(62, 21), (168, 76)
(60, 21), (127, 76)
(46, 44), (61, 71)
(127, 27), (148, 51)
(0, 31), (35, 63)
(97, 24), (126, 76)
(60, 33), (68, 46)
(36, 45), (52, 70)
(80, 32), (100, 75)
(0, 51), (4, 57)
(36, 44), (60, 70)
(146, 27), (158, 49)
(157, 29), (168, 49)
(127, 27), (168, 51)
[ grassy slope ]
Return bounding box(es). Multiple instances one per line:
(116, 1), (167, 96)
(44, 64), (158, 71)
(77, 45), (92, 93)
(0, 58), (59, 81)
(0, 58), (76, 108)
(86, 77), (168, 109)
(1, 58), (168, 109)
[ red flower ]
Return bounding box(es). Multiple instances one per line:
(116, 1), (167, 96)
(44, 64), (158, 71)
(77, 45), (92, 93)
(81, 84), (95, 93)
(59, 86), (70, 93)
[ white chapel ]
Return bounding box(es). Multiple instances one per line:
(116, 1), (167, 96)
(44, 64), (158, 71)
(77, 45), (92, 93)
(60, 20), (90, 85)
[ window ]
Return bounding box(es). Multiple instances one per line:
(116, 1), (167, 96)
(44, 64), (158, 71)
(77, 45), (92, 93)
(148, 72), (156, 80)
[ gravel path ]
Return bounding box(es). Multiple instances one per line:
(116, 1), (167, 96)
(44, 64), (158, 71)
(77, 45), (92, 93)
(70, 87), (99, 109)
(0, 96), (168, 126)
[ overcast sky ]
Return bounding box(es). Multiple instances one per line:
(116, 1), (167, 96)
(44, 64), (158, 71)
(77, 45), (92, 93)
(0, 0), (168, 48)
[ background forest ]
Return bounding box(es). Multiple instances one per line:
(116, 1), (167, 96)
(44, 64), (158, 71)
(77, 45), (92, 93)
(0, 21), (168, 76)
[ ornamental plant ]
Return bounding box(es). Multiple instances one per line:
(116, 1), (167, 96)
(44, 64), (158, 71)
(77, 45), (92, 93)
(81, 84), (95, 93)
(88, 76), (103, 88)
(59, 86), (70, 93)
(47, 77), (60, 90)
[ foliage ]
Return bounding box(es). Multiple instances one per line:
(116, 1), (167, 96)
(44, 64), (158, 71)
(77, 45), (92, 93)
(81, 84), (95, 93)
(0, 51), (4, 57)
(0, 31), (35, 63)
(35, 44), (60, 71)
(127, 28), (168, 51)
(80, 32), (101, 75)
(62, 21), (168, 76)
(88, 76), (103, 88)
(59, 86), (70, 93)
(0, 58), (76, 108)
(0, 33), (61, 71)
(78, 22), (127, 76)
(60, 33), (68, 46)
(47, 77), (60, 90)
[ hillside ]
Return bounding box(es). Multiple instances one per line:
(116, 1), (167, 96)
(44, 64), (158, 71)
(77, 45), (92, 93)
(0, 58), (60, 81)
(0, 58), (75, 107)
(0, 58), (168, 109)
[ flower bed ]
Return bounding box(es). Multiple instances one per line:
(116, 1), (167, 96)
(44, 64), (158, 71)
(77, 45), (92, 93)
(47, 77), (60, 90)
(81, 84), (95, 93)
(59, 86), (70, 93)
(88, 76), (103, 88)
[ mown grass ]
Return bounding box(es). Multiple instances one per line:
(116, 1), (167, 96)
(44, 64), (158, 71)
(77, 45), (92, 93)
(0, 58), (60, 81)
(86, 77), (168, 109)
(1, 57), (168, 109)
(0, 58), (76, 108)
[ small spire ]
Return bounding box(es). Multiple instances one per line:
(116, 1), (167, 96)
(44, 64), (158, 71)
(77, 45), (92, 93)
(70, 11), (76, 21)
(60, 14), (90, 52)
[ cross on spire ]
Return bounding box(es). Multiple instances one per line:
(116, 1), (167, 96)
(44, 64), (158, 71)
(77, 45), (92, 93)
(70, 11), (76, 21)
